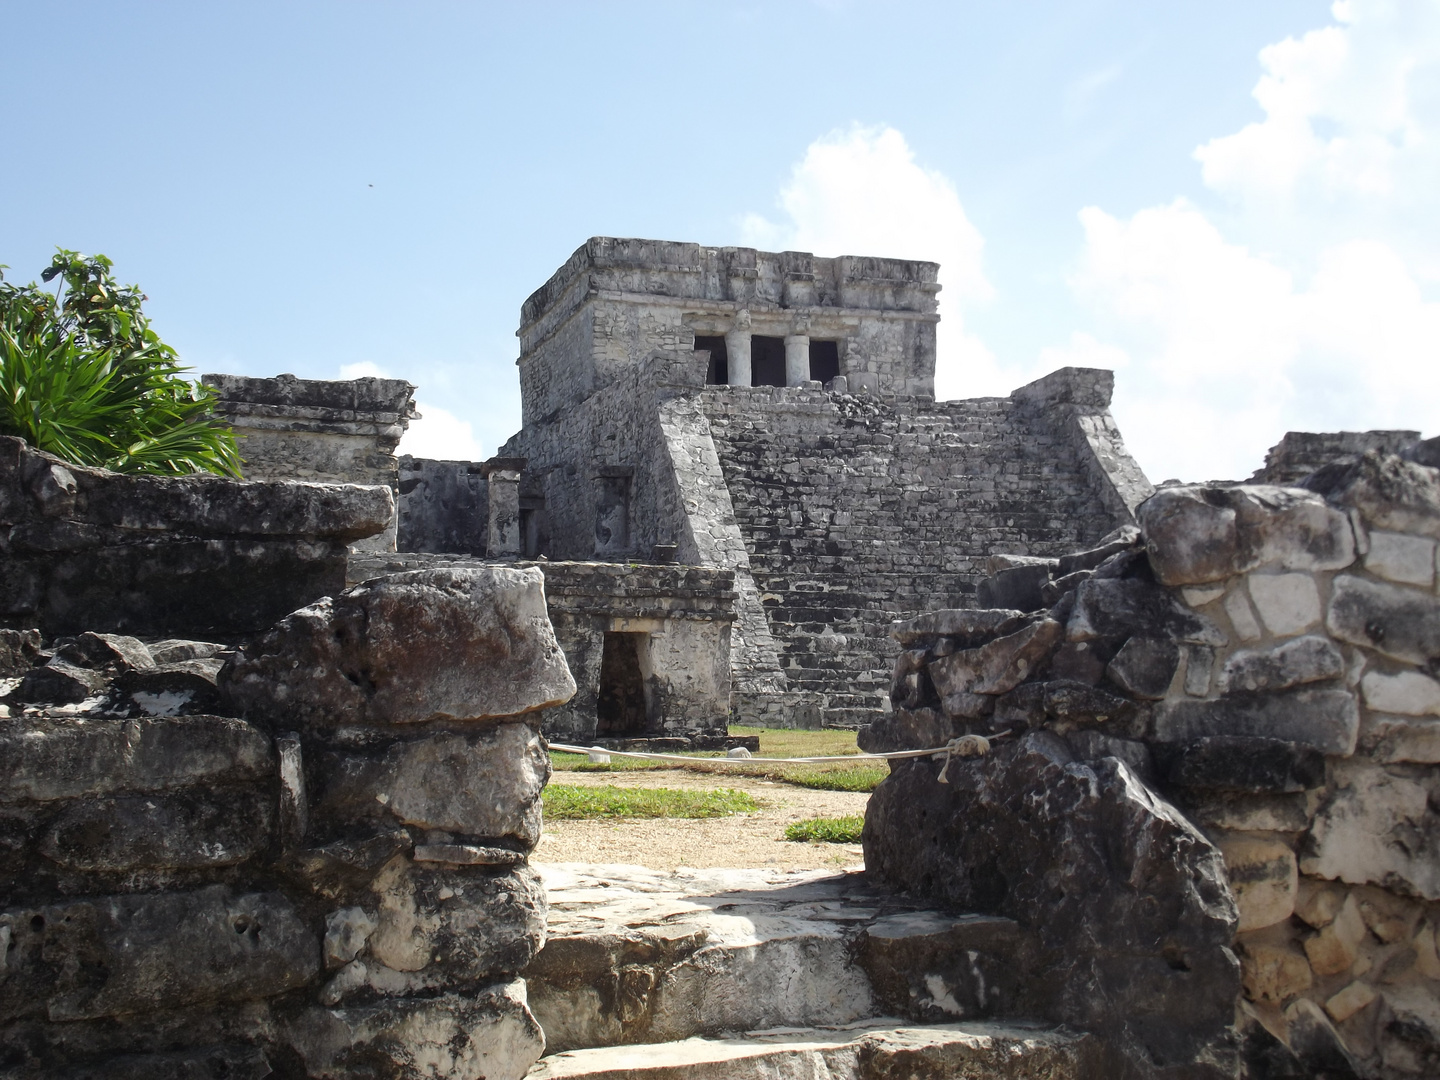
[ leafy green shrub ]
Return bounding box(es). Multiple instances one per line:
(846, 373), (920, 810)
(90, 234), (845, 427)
(543, 784), (760, 820)
(783, 815), (865, 843)
(0, 251), (239, 476)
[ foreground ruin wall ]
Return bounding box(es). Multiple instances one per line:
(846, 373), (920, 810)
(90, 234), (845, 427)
(0, 565), (575, 1079)
(350, 552), (736, 746)
(861, 437), (1440, 1078)
(0, 436), (392, 639)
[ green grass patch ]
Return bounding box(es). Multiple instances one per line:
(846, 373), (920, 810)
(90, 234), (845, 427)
(542, 784), (760, 820)
(549, 727), (887, 793)
(784, 815), (865, 843)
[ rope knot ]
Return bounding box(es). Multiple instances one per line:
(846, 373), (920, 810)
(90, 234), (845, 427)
(935, 733), (991, 784)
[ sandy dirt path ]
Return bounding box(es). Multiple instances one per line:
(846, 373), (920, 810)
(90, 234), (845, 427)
(534, 768), (869, 871)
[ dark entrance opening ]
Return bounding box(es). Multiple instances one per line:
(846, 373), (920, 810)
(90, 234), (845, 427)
(752, 335), (786, 387)
(694, 335), (728, 385)
(809, 340), (840, 384)
(596, 632), (649, 735)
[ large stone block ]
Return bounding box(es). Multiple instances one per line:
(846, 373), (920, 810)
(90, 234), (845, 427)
(1246, 572), (1322, 636)
(289, 981), (545, 1080)
(1365, 529), (1437, 587)
(1365, 713), (1440, 763)
(1239, 941), (1312, 1005)
(0, 886), (316, 1022)
(1139, 484), (1355, 586)
(220, 566), (575, 730)
(1217, 836), (1297, 931)
(38, 790), (272, 872)
(1066, 576), (1226, 648)
(926, 618), (1062, 697)
(1360, 668), (1440, 715)
(1, 436), (394, 637)
(1219, 635), (1344, 695)
(863, 733), (1240, 1076)
(0, 715), (273, 803)
(313, 723), (550, 848)
(1302, 763), (1440, 899)
(1154, 688), (1360, 756)
(1304, 448), (1440, 539)
(888, 608), (1026, 647)
(1327, 574), (1440, 665)
(1166, 736), (1326, 792)
(319, 860), (547, 1003)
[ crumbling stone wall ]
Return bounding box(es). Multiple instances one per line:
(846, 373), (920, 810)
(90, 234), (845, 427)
(350, 552), (736, 745)
(0, 437), (392, 639)
(0, 566), (574, 1079)
(203, 373), (417, 551)
(860, 436), (1440, 1078)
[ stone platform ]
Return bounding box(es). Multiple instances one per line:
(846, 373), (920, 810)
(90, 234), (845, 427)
(521, 863), (1082, 1076)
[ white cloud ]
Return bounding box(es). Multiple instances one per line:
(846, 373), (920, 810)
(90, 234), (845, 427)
(397, 403), (485, 461)
(1195, 0), (1440, 206)
(1055, 0), (1440, 482)
(741, 124), (1004, 400)
(336, 361), (486, 461)
(338, 361), (391, 379)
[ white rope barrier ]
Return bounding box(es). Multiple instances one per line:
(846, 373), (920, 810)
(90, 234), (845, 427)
(548, 731), (1008, 769)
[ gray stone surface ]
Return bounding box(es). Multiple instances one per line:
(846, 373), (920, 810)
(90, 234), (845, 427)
(1304, 448), (1440, 540)
(221, 566), (575, 730)
(927, 618), (1063, 697)
(1067, 576), (1226, 647)
(1301, 762), (1440, 900)
(889, 608), (1026, 647)
(1328, 574), (1440, 666)
(863, 733), (1240, 1078)
(1138, 484), (1355, 586)
(314, 723), (550, 848)
(0, 715), (273, 802)
(203, 372), (416, 553)
(1154, 688), (1360, 755)
(1105, 635), (1180, 699)
(289, 980), (544, 1080)
(0, 886), (316, 1022)
(318, 860), (546, 1002)
(38, 790), (272, 871)
(1166, 736), (1326, 793)
(1218, 634), (1344, 694)
(0, 436), (393, 637)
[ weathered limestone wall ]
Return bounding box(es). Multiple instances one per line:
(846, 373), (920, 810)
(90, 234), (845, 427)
(860, 436), (1440, 1078)
(349, 552), (736, 744)
(203, 373), (417, 551)
(0, 436), (392, 639)
(0, 566), (574, 1079)
(516, 237), (941, 425)
(703, 367), (1148, 726)
(1252, 430), (1420, 485)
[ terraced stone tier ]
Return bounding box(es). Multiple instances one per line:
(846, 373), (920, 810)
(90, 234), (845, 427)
(703, 392), (1124, 726)
(527, 1020), (1102, 1079)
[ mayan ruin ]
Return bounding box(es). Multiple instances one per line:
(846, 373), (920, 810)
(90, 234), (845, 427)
(0, 220), (1434, 1080)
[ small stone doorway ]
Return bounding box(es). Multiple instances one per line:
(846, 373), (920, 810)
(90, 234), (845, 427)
(595, 631), (650, 735)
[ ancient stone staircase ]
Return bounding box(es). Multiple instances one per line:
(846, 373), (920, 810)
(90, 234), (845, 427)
(702, 389), (1120, 727)
(520, 864), (1100, 1079)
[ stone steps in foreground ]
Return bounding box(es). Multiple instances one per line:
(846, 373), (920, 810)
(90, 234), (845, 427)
(527, 1019), (1101, 1079)
(523, 864), (1040, 1056)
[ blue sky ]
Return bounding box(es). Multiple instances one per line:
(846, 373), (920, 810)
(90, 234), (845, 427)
(3, 1), (1437, 481)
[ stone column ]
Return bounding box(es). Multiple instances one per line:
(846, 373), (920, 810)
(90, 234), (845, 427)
(725, 310), (752, 387)
(784, 334), (810, 387)
(482, 456), (526, 557)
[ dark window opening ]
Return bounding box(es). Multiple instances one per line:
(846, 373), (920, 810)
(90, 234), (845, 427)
(809, 340), (840, 384)
(519, 500), (547, 558)
(752, 335), (786, 387)
(694, 335), (728, 385)
(596, 632), (649, 735)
